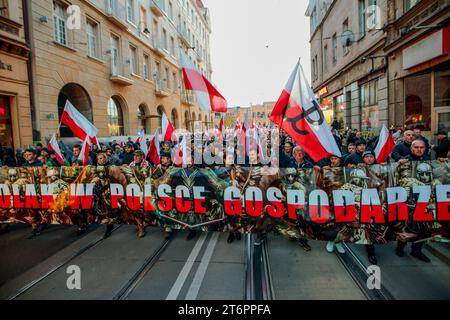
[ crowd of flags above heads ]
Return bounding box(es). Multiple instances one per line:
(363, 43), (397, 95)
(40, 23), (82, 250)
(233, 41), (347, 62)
(48, 57), (396, 165)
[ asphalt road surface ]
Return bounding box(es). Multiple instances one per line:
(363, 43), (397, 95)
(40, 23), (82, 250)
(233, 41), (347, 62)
(0, 224), (449, 300)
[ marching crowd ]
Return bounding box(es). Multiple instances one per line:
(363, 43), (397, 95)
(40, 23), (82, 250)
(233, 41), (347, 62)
(278, 124), (449, 265)
(0, 124), (449, 266)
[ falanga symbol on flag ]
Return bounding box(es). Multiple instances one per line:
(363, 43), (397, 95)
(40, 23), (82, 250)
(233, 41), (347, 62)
(270, 60), (341, 162)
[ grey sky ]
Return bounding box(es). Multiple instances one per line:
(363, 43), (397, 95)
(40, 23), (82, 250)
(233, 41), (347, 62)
(203, 0), (311, 107)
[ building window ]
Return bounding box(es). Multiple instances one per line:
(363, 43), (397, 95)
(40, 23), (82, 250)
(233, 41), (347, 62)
(312, 56), (316, 81)
(0, 0), (8, 18)
(53, 1), (67, 46)
(359, 0), (366, 38)
(140, 6), (147, 33)
(332, 33), (337, 65)
(86, 19), (99, 58)
(323, 45), (328, 73)
(107, 97), (124, 136)
(143, 54), (150, 80)
(314, 55), (318, 80)
(405, 73), (431, 131)
(172, 72), (177, 92)
(170, 36), (175, 56)
(165, 67), (170, 90)
(129, 45), (138, 75)
(162, 28), (168, 50)
(360, 79), (380, 132)
(138, 104), (147, 131)
(369, 0), (378, 30)
(342, 18), (349, 56)
(171, 109), (178, 128)
(405, 0), (420, 12)
(0, 96), (13, 147)
(155, 61), (161, 81)
(334, 95), (346, 126)
(126, 0), (135, 24)
(169, 1), (174, 20)
(110, 34), (120, 75)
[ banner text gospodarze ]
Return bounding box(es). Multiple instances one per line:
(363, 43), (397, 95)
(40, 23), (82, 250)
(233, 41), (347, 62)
(0, 161), (448, 244)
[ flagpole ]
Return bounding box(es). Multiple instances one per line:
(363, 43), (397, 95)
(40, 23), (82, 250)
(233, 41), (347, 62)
(297, 59), (305, 110)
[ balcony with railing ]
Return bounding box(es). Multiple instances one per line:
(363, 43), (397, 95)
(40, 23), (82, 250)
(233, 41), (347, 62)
(105, 0), (128, 30)
(110, 56), (134, 85)
(196, 50), (203, 62)
(150, 0), (165, 17)
(181, 90), (196, 105)
(155, 78), (170, 97)
(152, 37), (168, 57)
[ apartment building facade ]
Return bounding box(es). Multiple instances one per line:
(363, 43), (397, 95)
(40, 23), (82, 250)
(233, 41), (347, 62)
(219, 102), (276, 128)
(26, 0), (214, 143)
(0, 0), (33, 149)
(385, 0), (450, 139)
(307, 0), (389, 134)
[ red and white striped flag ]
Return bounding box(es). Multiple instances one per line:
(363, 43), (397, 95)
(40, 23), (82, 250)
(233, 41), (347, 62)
(235, 120), (241, 131)
(374, 125), (395, 163)
(162, 112), (174, 142)
(138, 130), (148, 157)
(180, 50), (227, 113)
(270, 61), (341, 162)
(243, 112), (249, 133)
(149, 129), (160, 165)
(78, 137), (90, 165)
(173, 135), (188, 168)
(135, 130), (142, 143)
(60, 100), (99, 147)
(47, 134), (65, 166)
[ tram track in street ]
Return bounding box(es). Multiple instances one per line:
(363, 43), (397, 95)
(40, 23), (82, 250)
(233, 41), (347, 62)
(7, 225), (123, 300)
(113, 231), (176, 300)
(335, 243), (395, 300)
(245, 234), (275, 300)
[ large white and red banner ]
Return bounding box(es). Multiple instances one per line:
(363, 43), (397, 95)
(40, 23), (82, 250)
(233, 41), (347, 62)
(180, 50), (227, 113)
(270, 61), (341, 162)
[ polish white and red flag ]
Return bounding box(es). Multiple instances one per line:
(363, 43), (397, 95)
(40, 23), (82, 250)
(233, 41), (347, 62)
(138, 130), (148, 157)
(219, 114), (224, 132)
(374, 125), (395, 163)
(148, 129), (160, 165)
(251, 127), (265, 162)
(173, 135), (188, 168)
(135, 130), (143, 143)
(269, 61), (341, 162)
(60, 100), (99, 147)
(78, 137), (90, 165)
(180, 50), (227, 113)
(47, 134), (65, 166)
(235, 120), (241, 131)
(162, 112), (174, 142)
(242, 111), (249, 133)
